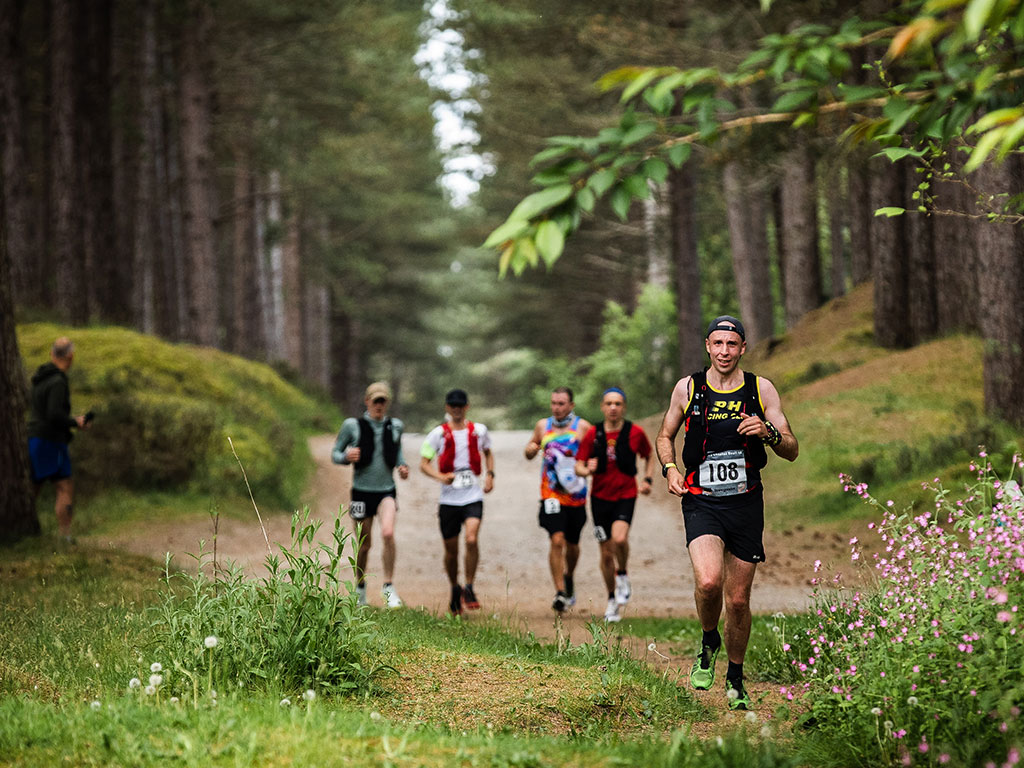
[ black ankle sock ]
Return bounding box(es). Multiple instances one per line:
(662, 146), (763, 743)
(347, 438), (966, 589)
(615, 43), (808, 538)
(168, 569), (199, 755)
(727, 661), (743, 685)
(702, 628), (721, 650)
(616, 569), (627, 576)
(564, 573), (574, 595)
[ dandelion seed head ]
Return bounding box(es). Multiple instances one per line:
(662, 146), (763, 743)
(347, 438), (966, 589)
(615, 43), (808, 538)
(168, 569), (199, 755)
(129, 677), (141, 689)
(90, 700), (101, 710)
(280, 698), (291, 707)
(170, 696), (180, 705)
(150, 662), (162, 673)
(303, 689), (316, 701)
(871, 707), (882, 716)
(204, 635), (219, 649)
(144, 685), (156, 696)
(149, 674), (162, 687)
(745, 711), (758, 723)
(370, 711), (382, 721)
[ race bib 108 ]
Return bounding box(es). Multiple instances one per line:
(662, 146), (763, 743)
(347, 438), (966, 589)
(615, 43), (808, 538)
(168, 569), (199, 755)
(699, 449), (747, 496)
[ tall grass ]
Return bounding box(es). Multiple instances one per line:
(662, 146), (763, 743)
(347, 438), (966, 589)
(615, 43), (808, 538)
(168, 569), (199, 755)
(146, 509), (380, 702)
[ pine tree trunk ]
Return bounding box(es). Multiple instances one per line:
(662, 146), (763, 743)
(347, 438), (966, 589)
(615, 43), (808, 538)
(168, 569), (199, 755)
(723, 160), (773, 347)
(847, 155), (873, 287)
(1, 0), (38, 312)
(304, 279), (330, 392)
(178, 2), (218, 346)
(871, 160), (908, 348)
(0, 241), (39, 542)
(779, 145), (822, 328)
(265, 171), (285, 361)
(110, 0), (137, 324)
(668, 163), (703, 373)
(50, 0), (87, 323)
(643, 184), (670, 289)
(826, 161), (847, 298)
(933, 151), (978, 333)
(132, 0), (158, 334)
(77, 0), (115, 322)
(282, 213), (303, 370)
(905, 164), (936, 344)
(229, 147), (258, 354)
(975, 157), (1024, 427)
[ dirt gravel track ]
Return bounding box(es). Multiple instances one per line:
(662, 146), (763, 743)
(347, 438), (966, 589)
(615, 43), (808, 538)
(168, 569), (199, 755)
(108, 430), (851, 641)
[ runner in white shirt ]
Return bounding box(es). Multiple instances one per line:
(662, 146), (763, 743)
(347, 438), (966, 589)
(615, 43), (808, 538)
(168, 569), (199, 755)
(420, 388), (495, 615)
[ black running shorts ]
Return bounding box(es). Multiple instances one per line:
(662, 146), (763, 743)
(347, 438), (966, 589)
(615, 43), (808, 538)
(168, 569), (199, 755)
(537, 500), (587, 544)
(590, 496), (635, 542)
(439, 501), (484, 540)
(680, 486), (766, 563)
(349, 488), (396, 521)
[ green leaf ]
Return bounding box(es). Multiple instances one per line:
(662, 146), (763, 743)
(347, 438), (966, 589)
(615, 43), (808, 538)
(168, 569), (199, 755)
(964, 0), (998, 40)
(641, 158), (670, 184)
(587, 168), (617, 197)
(997, 118), (1024, 160)
(792, 112), (815, 128)
(837, 83), (886, 102)
(624, 173), (651, 200)
(483, 218), (530, 249)
(965, 126), (1005, 172)
(529, 145), (572, 167)
(649, 72), (688, 108)
(874, 147), (926, 162)
(610, 184), (631, 221)
(535, 220), (565, 268)
(577, 186), (596, 212)
(970, 107), (1022, 134)
(498, 243), (514, 278)
(771, 89), (817, 112)
(621, 121), (658, 146)
(667, 143), (692, 169)
(874, 206), (907, 217)
(508, 184), (574, 222)
(620, 68), (664, 103)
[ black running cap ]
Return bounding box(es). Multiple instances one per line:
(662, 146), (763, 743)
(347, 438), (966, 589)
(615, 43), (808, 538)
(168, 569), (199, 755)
(445, 388), (469, 406)
(705, 315), (746, 341)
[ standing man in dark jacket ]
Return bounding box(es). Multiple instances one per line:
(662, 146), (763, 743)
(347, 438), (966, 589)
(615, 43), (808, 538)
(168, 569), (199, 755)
(28, 337), (91, 542)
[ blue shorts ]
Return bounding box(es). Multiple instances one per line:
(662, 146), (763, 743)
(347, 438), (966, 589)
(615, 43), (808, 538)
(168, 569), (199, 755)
(29, 437), (72, 483)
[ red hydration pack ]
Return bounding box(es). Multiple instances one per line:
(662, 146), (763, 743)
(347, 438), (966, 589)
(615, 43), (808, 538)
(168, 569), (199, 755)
(439, 421), (481, 474)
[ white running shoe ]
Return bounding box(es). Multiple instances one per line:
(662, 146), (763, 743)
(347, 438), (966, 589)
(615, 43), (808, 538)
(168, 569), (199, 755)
(604, 598), (621, 623)
(614, 573), (632, 605)
(356, 584), (368, 606)
(381, 583), (403, 609)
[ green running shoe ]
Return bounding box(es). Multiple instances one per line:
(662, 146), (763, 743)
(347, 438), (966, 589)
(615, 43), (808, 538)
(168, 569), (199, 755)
(726, 678), (752, 711)
(689, 644), (719, 690)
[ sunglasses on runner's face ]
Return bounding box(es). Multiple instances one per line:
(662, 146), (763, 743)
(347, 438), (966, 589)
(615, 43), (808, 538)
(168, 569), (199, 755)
(372, 397), (388, 405)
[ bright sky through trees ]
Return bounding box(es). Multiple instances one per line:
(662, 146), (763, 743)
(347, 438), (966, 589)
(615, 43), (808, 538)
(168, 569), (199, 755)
(416, 0), (493, 206)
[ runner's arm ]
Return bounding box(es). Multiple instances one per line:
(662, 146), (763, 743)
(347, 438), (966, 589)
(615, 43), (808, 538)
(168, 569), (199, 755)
(640, 431), (656, 495)
(656, 376), (691, 496)
(331, 419), (359, 465)
(524, 420), (544, 460)
(483, 448), (495, 493)
(755, 377), (798, 461)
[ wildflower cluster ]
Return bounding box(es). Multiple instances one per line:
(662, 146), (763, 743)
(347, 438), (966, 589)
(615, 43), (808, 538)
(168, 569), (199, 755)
(785, 453), (1024, 766)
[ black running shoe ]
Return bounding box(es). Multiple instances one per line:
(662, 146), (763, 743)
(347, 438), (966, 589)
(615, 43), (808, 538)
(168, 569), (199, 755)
(449, 584), (463, 616)
(552, 591), (569, 612)
(463, 584), (481, 610)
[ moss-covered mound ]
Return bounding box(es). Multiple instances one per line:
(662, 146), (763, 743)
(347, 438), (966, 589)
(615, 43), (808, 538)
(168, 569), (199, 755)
(18, 324), (337, 506)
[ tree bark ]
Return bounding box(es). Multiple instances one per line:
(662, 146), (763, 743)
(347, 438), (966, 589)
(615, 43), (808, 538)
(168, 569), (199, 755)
(643, 183), (670, 289)
(110, 0), (137, 324)
(50, 0), (87, 323)
(826, 161), (847, 299)
(723, 160), (773, 347)
(905, 164), (936, 344)
(933, 150), (978, 334)
(132, 0), (158, 334)
(870, 159), (909, 348)
(77, 0), (115, 322)
(265, 170), (285, 361)
(281, 212), (303, 370)
(178, 1), (218, 346)
(0, 240), (39, 542)
(975, 157), (1024, 426)
(668, 163), (704, 374)
(779, 144), (822, 328)
(229, 147), (260, 354)
(847, 159), (873, 285)
(1, 0), (38, 312)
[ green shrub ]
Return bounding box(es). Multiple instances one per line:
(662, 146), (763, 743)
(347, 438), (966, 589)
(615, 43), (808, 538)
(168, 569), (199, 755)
(17, 323), (334, 505)
(146, 509), (379, 702)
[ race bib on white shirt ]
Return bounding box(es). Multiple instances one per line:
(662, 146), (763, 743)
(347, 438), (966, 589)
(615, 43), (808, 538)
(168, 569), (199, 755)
(543, 498), (561, 515)
(699, 449), (747, 496)
(452, 469), (476, 489)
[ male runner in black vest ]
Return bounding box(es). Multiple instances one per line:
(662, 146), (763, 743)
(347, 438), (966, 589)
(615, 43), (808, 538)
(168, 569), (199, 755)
(332, 381), (410, 608)
(656, 316), (798, 710)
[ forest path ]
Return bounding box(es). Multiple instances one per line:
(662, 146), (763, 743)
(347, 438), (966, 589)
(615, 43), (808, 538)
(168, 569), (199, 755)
(111, 430), (856, 643)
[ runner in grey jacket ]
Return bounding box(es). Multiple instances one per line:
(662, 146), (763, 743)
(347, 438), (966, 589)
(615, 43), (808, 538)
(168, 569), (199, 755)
(332, 382), (409, 607)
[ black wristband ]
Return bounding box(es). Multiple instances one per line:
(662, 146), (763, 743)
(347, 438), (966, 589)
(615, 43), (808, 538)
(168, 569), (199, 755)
(643, 476), (653, 484)
(762, 420), (782, 447)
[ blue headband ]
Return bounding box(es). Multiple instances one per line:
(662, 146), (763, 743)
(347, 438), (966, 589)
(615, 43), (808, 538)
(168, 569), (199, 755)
(602, 387), (626, 399)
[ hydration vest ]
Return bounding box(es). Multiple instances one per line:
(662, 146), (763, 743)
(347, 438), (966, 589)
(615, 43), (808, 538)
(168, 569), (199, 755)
(438, 421), (481, 474)
(593, 420), (637, 476)
(681, 369), (768, 472)
(354, 417), (399, 470)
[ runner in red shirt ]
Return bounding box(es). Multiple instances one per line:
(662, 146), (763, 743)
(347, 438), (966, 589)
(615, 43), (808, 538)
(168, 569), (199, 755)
(575, 387), (654, 622)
